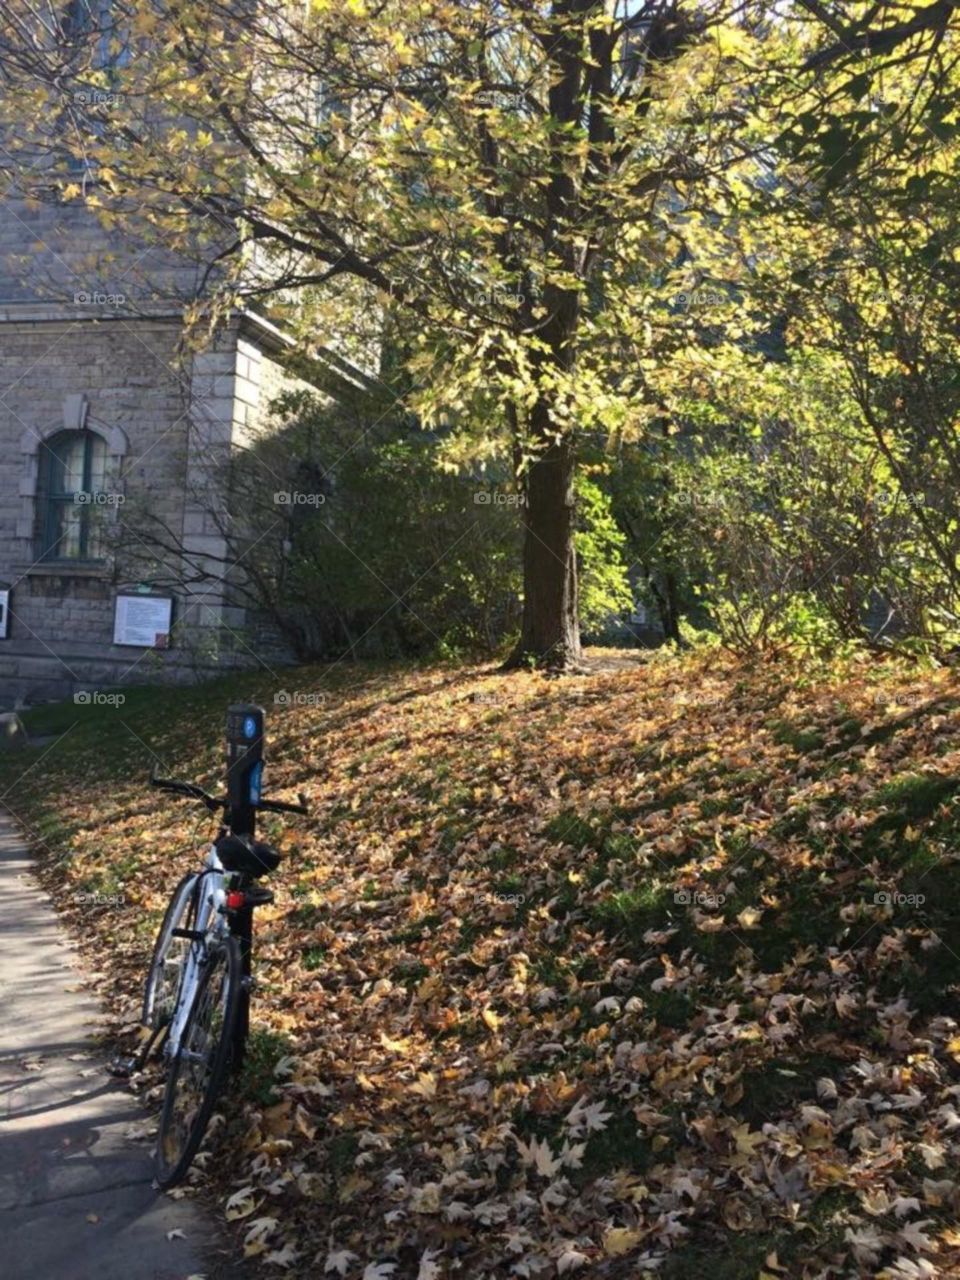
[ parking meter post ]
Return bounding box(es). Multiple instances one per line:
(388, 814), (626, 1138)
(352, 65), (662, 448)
(225, 704), (264, 838)
(224, 704), (265, 1069)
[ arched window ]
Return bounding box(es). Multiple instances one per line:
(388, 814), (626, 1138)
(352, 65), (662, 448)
(37, 429), (108, 561)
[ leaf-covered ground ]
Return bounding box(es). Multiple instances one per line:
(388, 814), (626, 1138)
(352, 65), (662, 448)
(7, 649), (960, 1279)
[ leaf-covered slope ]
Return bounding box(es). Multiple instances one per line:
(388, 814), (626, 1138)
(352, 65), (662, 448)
(9, 652), (960, 1279)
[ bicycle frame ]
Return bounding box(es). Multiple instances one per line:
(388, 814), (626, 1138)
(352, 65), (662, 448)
(148, 704), (310, 1070)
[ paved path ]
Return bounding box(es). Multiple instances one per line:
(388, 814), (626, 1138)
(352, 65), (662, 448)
(0, 813), (223, 1280)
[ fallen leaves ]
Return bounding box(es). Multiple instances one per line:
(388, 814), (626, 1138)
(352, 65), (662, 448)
(225, 1187), (258, 1221)
(602, 1225), (646, 1255)
(14, 651), (960, 1278)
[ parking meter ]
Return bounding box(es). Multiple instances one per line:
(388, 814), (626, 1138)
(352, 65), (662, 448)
(225, 704), (265, 836)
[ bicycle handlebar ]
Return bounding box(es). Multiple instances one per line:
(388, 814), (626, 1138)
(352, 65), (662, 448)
(149, 769), (309, 817)
(258, 795), (310, 816)
(150, 771), (225, 811)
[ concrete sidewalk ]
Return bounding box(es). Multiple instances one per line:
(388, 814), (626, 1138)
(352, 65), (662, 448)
(0, 812), (224, 1280)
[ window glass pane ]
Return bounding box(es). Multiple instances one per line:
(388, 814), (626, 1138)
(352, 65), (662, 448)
(50, 501), (83, 558)
(86, 505), (104, 558)
(88, 434), (106, 490)
(51, 433), (88, 495)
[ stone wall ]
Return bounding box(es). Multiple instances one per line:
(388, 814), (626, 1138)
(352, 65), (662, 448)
(0, 309), (306, 707)
(0, 193), (215, 311)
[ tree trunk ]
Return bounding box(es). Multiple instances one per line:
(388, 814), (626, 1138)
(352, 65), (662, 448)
(506, 433), (581, 669)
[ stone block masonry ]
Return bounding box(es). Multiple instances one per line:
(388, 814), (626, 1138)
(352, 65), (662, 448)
(0, 308), (305, 708)
(0, 188), (331, 707)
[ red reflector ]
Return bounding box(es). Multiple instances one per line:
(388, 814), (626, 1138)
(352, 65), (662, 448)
(226, 891), (245, 909)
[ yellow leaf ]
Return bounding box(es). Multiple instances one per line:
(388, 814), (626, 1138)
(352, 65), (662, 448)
(734, 1124), (764, 1156)
(603, 1226), (644, 1256)
(482, 1007), (501, 1032)
(416, 975), (443, 1001)
(696, 914), (726, 933)
(380, 1031), (410, 1053)
(294, 1106), (316, 1140)
(410, 1072), (437, 1099)
(338, 1173), (372, 1203)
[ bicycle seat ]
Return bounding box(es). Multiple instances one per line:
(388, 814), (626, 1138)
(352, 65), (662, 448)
(215, 834), (281, 876)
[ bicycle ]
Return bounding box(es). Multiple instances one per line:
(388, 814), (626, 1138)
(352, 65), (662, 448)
(136, 704), (309, 1188)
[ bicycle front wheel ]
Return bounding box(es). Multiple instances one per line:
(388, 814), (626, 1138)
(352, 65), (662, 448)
(155, 935), (242, 1189)
(142, 871), (199, 1032)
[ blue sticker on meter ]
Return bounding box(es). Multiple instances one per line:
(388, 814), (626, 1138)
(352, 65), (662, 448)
(243, 715), (257, 739)
(249, 760), (263, 804)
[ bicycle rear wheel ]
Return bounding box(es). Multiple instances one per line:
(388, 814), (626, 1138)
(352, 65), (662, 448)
(142, 872), (199, 1032)
(155, 935), (242, 1188)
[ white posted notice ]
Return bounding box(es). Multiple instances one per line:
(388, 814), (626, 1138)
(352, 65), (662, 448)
(113, 594), (173, 648)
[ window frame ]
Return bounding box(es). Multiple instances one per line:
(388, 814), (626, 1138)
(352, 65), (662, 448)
(38, 428), (108, 563)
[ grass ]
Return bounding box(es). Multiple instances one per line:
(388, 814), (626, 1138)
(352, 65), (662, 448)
(737, 1053), (840, 1126)
(590, 881), (676, 941)
(769, 718), (826, 754)
(5, 651), (960, 1277)
(236, 1029), (294, 1106)
(870, 770), (959, 829)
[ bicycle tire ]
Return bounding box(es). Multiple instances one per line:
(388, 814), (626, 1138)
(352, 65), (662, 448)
(142, 871), (199, 1030)
(154, 935), (242, 1188)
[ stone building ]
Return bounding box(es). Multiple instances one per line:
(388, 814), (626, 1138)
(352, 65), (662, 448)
(0, 190), (318, 707)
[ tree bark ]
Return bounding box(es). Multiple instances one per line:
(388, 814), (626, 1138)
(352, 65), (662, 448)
(506, 430), (581, 669)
